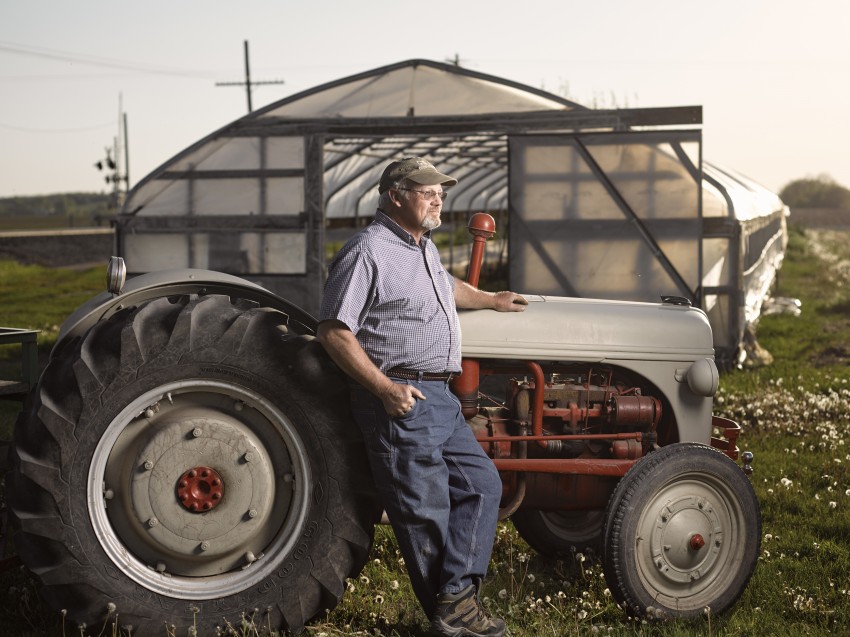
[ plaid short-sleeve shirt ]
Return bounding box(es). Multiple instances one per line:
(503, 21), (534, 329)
(319, 210), (461, 373)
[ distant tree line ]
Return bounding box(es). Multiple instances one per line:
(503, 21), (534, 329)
(0, 192), (110, 217)
(780, 175), (850, 209)
(0, 193), (112, 230)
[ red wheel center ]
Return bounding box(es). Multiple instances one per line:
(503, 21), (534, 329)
(176, 466), (224, 512)
(689, 533), (706, 550)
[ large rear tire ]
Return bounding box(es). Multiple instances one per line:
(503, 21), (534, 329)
(512, 509), (603, 557)
(7, 294), (381, 635)
(602, 443), (760, 619)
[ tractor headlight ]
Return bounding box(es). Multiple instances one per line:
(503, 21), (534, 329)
(106, 256), (126, 295)
(686, 357), (719, 397)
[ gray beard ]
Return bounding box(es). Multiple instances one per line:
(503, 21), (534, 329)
(421, 216), (441, 231)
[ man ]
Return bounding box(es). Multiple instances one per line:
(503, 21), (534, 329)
(317, 157), (526, 637)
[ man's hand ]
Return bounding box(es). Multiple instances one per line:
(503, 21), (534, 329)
(378, 381), (427, 417)
(453, 276), (528, 312)
(492, 291), (528, 312)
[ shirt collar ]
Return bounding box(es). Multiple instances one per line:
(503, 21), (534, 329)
(374, 209), (431, 246)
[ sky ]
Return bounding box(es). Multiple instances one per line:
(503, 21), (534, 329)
(1, 0), (848, 199)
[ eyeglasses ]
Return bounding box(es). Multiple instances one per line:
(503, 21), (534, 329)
(397, 187), (448, 201)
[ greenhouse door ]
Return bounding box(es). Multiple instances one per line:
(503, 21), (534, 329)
(508, 131), (703, 304)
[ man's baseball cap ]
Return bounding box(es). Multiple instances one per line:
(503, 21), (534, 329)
(378, 157), (458, 193)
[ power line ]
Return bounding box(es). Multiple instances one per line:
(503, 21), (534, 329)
(0, 39), (219, 80)
(0, 120), (117, 134)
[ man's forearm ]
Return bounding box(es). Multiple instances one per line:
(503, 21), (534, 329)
(453, 277), (495, 309)
(316, 320), (425, 417)
(316, 321), (394, 397)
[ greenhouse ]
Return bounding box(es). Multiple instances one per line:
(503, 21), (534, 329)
(117, 59), (787, 366)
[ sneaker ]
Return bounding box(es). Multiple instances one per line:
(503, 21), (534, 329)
(430, 583), (506, 637)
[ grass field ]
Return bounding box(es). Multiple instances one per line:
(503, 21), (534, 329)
(0, 225), (848, 636)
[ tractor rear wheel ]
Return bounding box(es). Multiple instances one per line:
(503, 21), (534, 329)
(602, 442), (760, 619)
(7, 294), (381, 635)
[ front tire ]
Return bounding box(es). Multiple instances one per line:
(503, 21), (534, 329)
(602, 443), (760, 619)
(7, 294), (381, 635)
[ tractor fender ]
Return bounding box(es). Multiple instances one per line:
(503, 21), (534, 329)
(53, 267), (318, 355)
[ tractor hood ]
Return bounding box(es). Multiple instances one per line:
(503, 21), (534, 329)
(459, 295), (714, 363)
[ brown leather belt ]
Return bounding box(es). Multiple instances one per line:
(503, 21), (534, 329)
(387, 368), (456, 381)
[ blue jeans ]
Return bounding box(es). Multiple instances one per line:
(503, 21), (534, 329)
(349, 378), (502, 616)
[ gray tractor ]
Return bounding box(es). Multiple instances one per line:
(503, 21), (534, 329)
(5, 215), (760, 635)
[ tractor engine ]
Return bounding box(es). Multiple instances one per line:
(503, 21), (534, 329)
(466, 366), (662, 514)
(510, 369), (660, 456)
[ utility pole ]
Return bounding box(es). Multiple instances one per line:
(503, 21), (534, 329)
(94, 94), (130, 209)
(215, 40), (284, 113)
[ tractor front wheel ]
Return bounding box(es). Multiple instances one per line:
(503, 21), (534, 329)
(602, 442), (760, 619)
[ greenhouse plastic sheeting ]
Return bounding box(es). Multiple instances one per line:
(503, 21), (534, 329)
(117, 59), (786, 364)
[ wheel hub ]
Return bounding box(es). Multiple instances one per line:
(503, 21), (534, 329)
(100, 391), (302, 580)
(177, 466), (224, 512)
(129, 413), (277, 565)
(648, 495), (723, 584)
